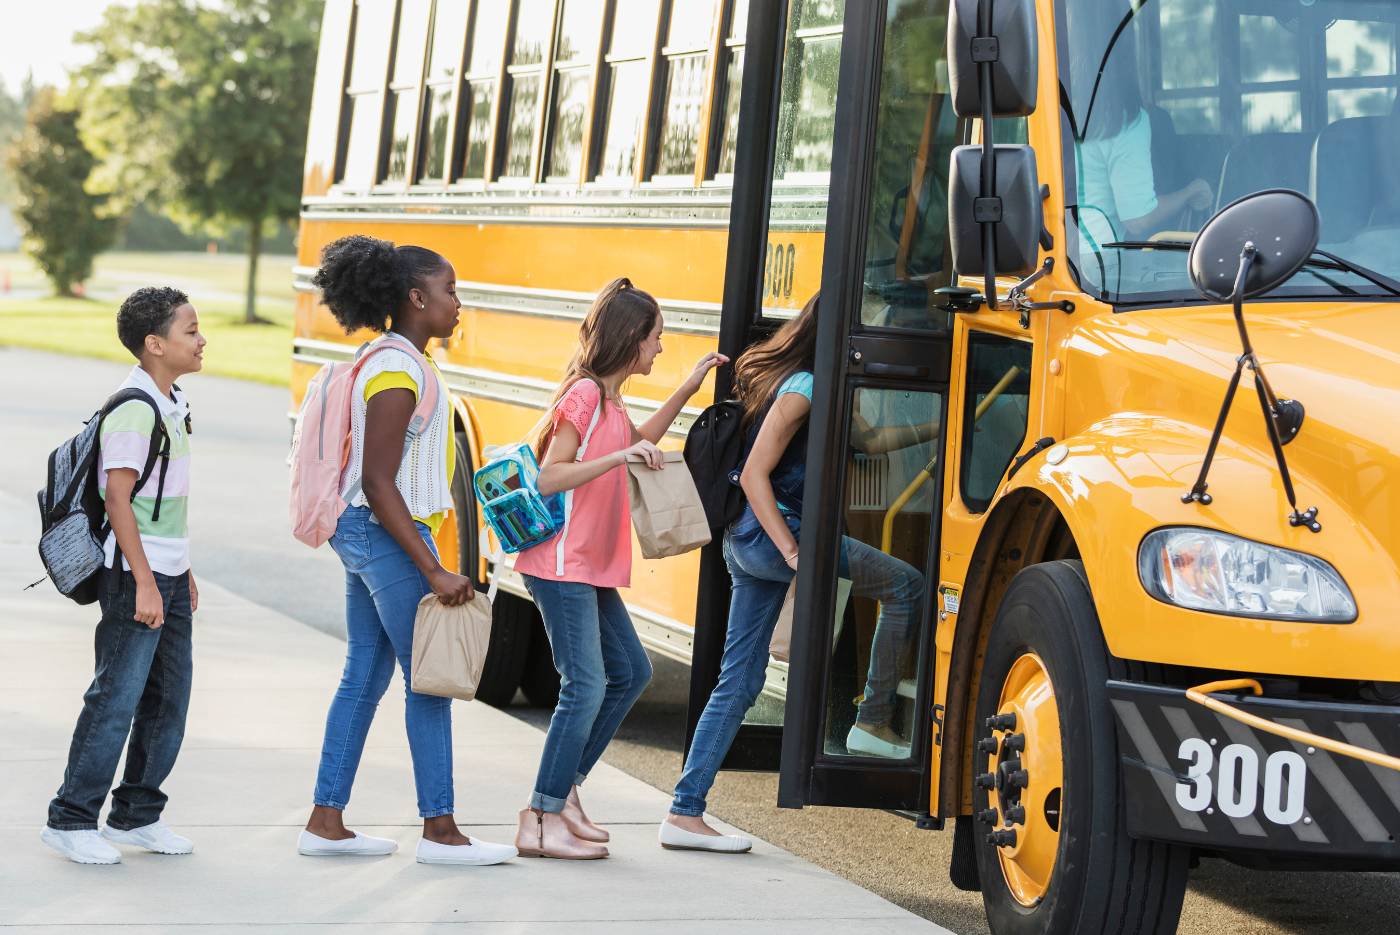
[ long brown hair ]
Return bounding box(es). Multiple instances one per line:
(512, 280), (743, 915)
(734, 293), (819, 425)
(536, 277), (661, 454)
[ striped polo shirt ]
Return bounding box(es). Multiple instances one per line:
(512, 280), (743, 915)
(99, 365), (192, 575)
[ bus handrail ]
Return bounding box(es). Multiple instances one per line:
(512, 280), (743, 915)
(878, 365), (1023, 556)
(1186, 678), (1400, 773)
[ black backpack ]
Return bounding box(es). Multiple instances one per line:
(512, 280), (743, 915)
(33, 389), (173, 605)
(683, 399), (747, 533)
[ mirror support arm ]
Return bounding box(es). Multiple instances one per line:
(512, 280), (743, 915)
(975, 0), (1000, 310)
(1183, 243), (1321, 532)
(1008, 257), (1076, 327)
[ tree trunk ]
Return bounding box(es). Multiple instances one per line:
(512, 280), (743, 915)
(243, 219), (263, 324)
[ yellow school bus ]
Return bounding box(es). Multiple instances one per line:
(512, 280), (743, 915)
(296, 1), (1400, 932)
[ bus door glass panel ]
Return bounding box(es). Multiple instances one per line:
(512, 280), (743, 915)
(779, 0), (959, 809)
(820, 385), (943, 762)
(858, 3), (961, 334)
(760, 0), (846, 319)
(730, 0), (848, 739)
(960, 334), (1033, 514)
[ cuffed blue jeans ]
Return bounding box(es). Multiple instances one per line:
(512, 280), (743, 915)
(671, 507), (923, 817)
(521, 574), (652, 813)
(314, 506), (454, 819)
(48, 568), (193, 831)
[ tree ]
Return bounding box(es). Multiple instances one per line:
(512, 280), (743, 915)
(77, 0), (320, 323)
(8, 89), (116, 296)
(0, 76), (33, 206)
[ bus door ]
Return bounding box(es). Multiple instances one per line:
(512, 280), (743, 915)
(776, 0), (962, 812)
(687, 0), (963, 808)
(686, 0), (851, 772)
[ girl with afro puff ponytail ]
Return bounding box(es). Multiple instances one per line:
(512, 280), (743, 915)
(301, 235), (518, 868)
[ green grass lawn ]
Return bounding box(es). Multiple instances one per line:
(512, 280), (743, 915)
(0, 251), (298, 386)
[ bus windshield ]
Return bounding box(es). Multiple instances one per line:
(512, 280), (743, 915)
(1059, 0), (1400, 304)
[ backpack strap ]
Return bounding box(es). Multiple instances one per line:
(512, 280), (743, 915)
(340, 334), (443, 505)
(95, 388), (170, 572)
(553, 388), (606, 577)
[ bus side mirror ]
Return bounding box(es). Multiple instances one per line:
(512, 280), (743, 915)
(949, 145), (1042, 279)
(948, 0), (1038, 118)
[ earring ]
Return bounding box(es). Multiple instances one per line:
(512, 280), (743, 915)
(418, 303), (425, 309)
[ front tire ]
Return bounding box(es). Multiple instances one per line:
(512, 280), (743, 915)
(972, 560), (1188, 935)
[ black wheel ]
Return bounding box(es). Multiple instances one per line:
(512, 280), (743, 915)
(474, 592), (533, 707)
(449, 429), (527, 708)
(971, 560), (1188, 935)
(520, 611), (561, 708)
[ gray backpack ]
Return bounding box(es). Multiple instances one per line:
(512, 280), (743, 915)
(32, 389), (172, 604)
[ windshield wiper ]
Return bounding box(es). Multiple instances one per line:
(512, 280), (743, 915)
(1103, 241), (1400, 297)
(1309, 249), (1400, 297)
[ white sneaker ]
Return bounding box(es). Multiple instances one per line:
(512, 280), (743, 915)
(41, 827), (122, 864)
(846, 724), (912, 759)
(416, 836), (517, 866)
(298, 829), (399, 857)
(102, 821), (194, 855)
(658, 819), (752, 853)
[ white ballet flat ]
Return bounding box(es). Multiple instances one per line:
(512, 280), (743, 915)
(658, 820), (752, 853)
(297, 829), (398, 857)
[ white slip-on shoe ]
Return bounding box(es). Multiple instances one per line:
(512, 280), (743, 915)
(297, 829), (399, 857)
(658, 820), (752, 853)
(41, 827), (121, 865)
(102, 821), (194, 855)
(845, 724), (912, 759)
(416, 836), (518, 866)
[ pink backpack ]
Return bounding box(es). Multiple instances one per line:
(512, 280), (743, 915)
(289, 334), (441, 547)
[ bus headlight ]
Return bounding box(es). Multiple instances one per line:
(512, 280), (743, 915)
(1138, 528), (1356, 622)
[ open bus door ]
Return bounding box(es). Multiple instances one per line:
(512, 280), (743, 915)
(687, 0), (962, 810)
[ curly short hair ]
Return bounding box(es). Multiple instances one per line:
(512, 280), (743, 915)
(312, 235), (448, 334)
(116, 287), (190, 359)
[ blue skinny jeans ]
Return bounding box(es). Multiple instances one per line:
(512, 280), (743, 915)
(521, 574), (652, 812)
(314, 506), (455, 818)
(671, 507), (924, 817)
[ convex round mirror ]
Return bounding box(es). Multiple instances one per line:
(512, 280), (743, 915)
(1187, 189), (1320, 301)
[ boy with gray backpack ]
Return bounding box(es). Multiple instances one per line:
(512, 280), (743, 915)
(38, 287), (205, 865)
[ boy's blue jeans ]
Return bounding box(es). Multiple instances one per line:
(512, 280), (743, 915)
(521, 574), (652, 813)
(48, 568), (194, 831)
(314, 506), (455, 818)
(670, 507), (924, 817)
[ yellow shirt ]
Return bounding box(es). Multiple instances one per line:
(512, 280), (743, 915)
(363, 359), (456, 534)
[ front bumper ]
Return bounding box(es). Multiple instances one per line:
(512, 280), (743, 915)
(1108, 680), (1400, 863)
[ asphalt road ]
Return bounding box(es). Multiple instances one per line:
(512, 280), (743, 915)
(4, 346), (1395, 935)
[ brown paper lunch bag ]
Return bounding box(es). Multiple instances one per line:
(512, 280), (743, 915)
(410, 592), (493, 701)
(626, 450), (712, 559)
(770, 577), (853, 663)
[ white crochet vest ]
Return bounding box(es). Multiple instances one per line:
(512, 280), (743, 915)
(339, 339), (452, 519)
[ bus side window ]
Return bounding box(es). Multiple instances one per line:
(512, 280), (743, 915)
(709, 0), (748, 179)
(595, 0), (663, 182)
(417, 0), (471, 184)
(545, 1), (606, 182)
(500, 0), (553, 179)
(959, 335), (1033, 514)
(456, 2), (511, 182)
(339, 0), (397, 188)
(651, 0), (720, 179)
(383, 0), (433, 184)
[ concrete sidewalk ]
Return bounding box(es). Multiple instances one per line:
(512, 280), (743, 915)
(0, 498), (950, 934)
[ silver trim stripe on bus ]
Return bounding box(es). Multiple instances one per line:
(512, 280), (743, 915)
(292, 337), (701, 440)
(291, 270), (723, 337)
(299, 185), (831, 232)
